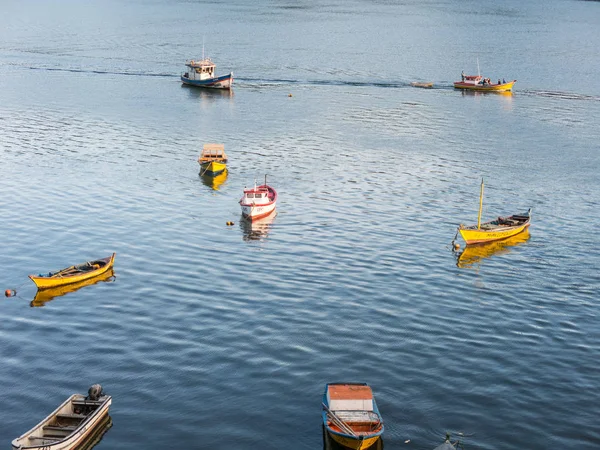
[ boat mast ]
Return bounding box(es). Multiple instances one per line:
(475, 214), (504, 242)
(477, 178), (484, 229)
(477, 57), (481, 77)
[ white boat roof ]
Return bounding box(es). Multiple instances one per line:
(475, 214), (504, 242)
(200, 144), (226, 159)
(186, 58), (216, 68)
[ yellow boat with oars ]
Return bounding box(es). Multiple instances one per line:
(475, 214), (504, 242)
(31, 269), (115, 306)
(29, 253), (116, 290)
(455, 180), (531, 245)
(198, 143), (228, 176)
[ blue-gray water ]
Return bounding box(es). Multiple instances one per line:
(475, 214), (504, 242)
(1, 1), (599, 449)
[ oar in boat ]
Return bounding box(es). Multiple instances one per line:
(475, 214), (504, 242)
(322, 402), (357, 437)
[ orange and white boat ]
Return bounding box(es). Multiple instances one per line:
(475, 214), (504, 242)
(239, 178), (277, 221)
(322, 383), (384, 450)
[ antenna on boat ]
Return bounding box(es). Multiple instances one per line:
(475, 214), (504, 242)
(477, 57), (481, 77)
(202, 35), (205, 60)
(264, 174), (267, 186)
(477, 178), (484, 230)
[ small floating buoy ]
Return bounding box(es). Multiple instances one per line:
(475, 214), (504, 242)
(288, 93), (293, 97)
(405, 439), (411, 444)
(453, 242), (461, 251)
(5, 289), (16, 297)
(226, 221), (235, 226)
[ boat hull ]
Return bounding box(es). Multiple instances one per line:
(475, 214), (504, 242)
(240, 202), (277, 221)
(12, 395), (111, 450)
(181, 73), (233, 89)
(327, 432), (381, 450)
(199, 160), (227, 176)
(29, 253), (116, 290)
(459, 222), (530, 245)
(454, 80), (516, 92)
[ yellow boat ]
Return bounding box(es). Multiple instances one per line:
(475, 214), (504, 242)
(456, 180), (531, 245)
(198, 143), (228, 176)
(456, 229), (530, 268)
(31, 269), (115, 306)
(29, 253), (116, 290)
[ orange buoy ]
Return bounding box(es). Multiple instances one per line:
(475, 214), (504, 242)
(453, 242), (461, 251)
(288, 93), (293, 97)
(5, 289), (16, 297)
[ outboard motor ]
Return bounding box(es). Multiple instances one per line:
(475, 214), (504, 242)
(87, 384), (103, 401)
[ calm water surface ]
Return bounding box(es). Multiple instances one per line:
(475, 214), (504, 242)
(1, 1), (599, 449)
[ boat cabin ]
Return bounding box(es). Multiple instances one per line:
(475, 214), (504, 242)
(199, 144), (227, 163)
(241, 185), (275, 205)
(183, 58), (216, 81)
(461, 74), (483, 85)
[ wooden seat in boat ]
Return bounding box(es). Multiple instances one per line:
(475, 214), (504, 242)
(71, 399), (103, 406)
(56, 413), (87, 420)
(29, 436), (63, 441)
(43, 425), (78, 432)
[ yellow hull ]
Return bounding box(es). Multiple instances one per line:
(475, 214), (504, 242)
(200, 160), (227, 175)
(328, 432), (380, 450)
(454, 80), (515, 91)
(31, 270), (115, 306)
(29, 253), (116, 290)
(459, 223), (529, 245)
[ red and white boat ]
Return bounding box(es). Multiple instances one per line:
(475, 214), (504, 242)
(239, 179), (277, 221)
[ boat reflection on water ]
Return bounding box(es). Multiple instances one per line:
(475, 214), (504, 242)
(200, 169), (228, 191)
(183, 84), (234, 102)
(31, 270), (116, 307)
(240, 210), (277, 241)
(75, 414), (113, 450)
(456, 229), (530, 268)
(322, 425), (384, 450)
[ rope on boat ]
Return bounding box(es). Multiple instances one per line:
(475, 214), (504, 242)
(451, 230), (460, 251)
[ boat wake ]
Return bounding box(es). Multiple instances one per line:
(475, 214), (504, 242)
(18, 66), (600, 101)
(521, 89), (600, 102)
(24, 65), (173, 78)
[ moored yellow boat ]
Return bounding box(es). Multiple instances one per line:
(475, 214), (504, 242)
(31, 269), (115, 306)
(29, 253), (116, 290)
(198, 144), (228, 176)
(456, 179), (531, 245)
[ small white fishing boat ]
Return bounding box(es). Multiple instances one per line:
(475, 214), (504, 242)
(12, 385), (112, 450)
(239, 177), (277, 221)
(181, 58), (233, 89)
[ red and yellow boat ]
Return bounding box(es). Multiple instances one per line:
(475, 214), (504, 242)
(454, 74), (516, 92)
(29, 253), (116, 290)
